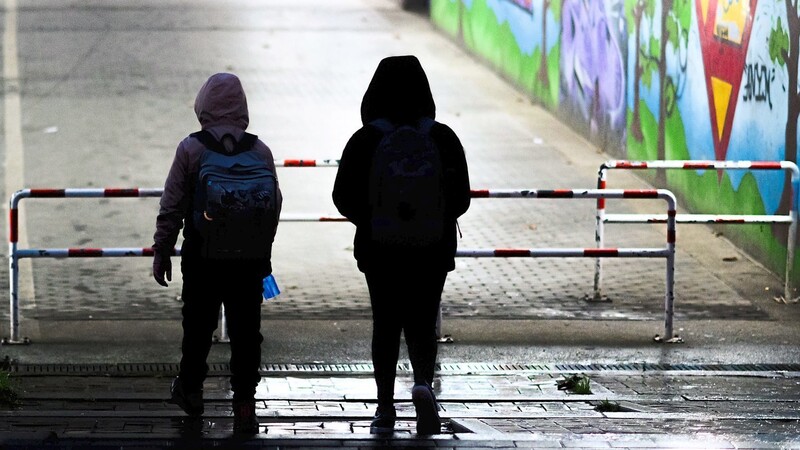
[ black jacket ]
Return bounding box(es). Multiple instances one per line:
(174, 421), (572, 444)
(332, 56), (470, 273)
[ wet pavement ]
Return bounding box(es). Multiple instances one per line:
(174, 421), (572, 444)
(1, 363), (799, 448)
(1, 0), (799, 448)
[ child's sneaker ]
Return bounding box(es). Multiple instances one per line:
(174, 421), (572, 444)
(170, 377), (203, 417)
(411, 384), (440, 435)
(233, 400), (259, 434)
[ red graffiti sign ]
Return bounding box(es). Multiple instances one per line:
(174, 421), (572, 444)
(696, 0), (757, 162)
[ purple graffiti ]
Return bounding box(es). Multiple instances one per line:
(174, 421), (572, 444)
(560, 0), (626, 138)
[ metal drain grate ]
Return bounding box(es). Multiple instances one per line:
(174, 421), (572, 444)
(7, 362), (800, 375)
(552, 363), (800, 372)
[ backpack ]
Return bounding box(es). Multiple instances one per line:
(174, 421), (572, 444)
(368, 118), (445, 247)
(191, 131), (277, 259)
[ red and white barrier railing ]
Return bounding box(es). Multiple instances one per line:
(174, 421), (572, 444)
(594, 160), (799, 302)
(5, 187), (679, 345)
(275, 159), (340, 167)
(279, 214), (348, 222)
(461, 188), (678, 342)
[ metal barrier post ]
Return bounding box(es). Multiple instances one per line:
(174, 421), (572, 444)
(596, 160), (800, 302)
(218, 306), (229, 343)
(465, 188), (678, 340)
(5, 188), (163, 345)
(4, 190), (25, 344)
(7, 241), (20, 344)
(592, 165), (611, 301)
(664, 207), (677, 342)
(786, 168), (799, 301)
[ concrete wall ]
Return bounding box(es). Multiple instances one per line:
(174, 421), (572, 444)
(431, 0), (800, 287)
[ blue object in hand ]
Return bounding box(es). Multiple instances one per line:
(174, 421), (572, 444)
(262, 274), (281, 301)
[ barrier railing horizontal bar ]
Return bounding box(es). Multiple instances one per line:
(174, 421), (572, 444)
(12, 188), (163, 201)
(601, 160), (798, 172)
(604, 214), (793, 224)
(470, 188), (669, 199)
(17, 248), (161, 258)
(280, 214), (349, 222)
(15, 247), (671, 259)
(49, 158), (779, 172)
(12, 187), (671, 202)
(9, 188), (678, 229)
(456, 248), (670, 258)
(275, 159), (339, 167)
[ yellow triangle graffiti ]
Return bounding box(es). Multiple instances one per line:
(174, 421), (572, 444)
(700, 0), (710, 24)
(711, 76), (732, 141)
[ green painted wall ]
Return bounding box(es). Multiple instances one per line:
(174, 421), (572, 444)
(430, 0), (800, 291)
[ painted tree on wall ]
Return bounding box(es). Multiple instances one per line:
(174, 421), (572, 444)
(655, 0), (691, 184)
(538, 0), (553, 89)
(769, 2), (800, 217)
(626, 0), (657, 142)
(533, 0), (562, 104)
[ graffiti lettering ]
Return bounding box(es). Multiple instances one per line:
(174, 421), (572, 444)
(742, 63), (774, 109)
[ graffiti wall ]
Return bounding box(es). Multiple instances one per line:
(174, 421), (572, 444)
(430, 0), (800, 286)
(560, 0), (626, 152)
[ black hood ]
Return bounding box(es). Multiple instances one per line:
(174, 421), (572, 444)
(360, 55), (436, 125)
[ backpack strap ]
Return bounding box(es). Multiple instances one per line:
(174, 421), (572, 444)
(370, 118), (436, 134)
(369, 119), (395, 135)
(190, 130), (258, 155)
(416, 117), (435, 134)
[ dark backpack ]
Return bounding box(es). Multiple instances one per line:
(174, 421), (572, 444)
(191, 131), (277, 259)
(368, 118), (445, 247)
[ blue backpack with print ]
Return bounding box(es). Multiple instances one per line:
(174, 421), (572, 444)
(191, 131), (277, 259)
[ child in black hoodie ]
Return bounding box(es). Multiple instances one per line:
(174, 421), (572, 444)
(333, 56), (470, 434)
